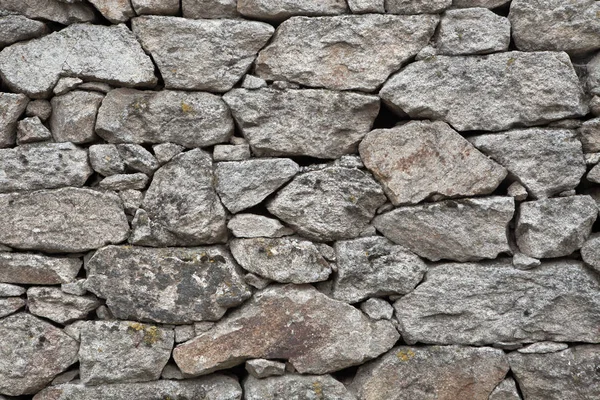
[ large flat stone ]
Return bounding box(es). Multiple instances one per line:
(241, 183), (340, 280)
(0, 15), (47, 48)
(238, 0), (348, 21)
(0, 253), (81, 285)
(244, 374), (355, 400)
(0, 0), (96, 25)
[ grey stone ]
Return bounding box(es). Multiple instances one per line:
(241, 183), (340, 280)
(516, 196), (597, 258)
(89, 144), (125, 176)
(62, 320), (86, 341)
(118, 190), (143, 214)
(507, 182), (528, 201)
(0, 24), (156, 99)
(96, 89), (234, 148)
(244, 273), (271, 290)
(436, 8), (510, 55)
(53, 77), (83, 96)
(0, 313), (78, 396)
(237, 0), (348, 21)
(394, 260), (600, 345)
(227, 214), (293, 238)
(85, 245), (251, 324)
(317, 244), (336, 262)
(585, 152), (600, 165)
(182, 0), (238, 18)
(61, 279), (87, 296)
(0, 253), (81, 284)
(130, 149), (228, 246)
(245, 374), (355, 399)
(588, 50), (600, 95)
(360, 298), (394, 320)
(332, 237), (426, 303)
(230, 237), (331, 284)
(33, 375), (242, 400)
(78, 81), (112, 93)
(152, 143), (184, 165)
(213, 144), (251, 161)
(0, 92), (28, 147)
(116, 144), (159, 176)
(174, 325), (195, 343)
(452, 0), (510, 7)
(509, 0), (600, 55)
(50, 370), (79, 386)
(512, 253), (541, 271)
(95, 305), (114, 320)
(50, 91), (104, 143)
(161, 363), (185, 380)
(0, 143), (92, 193)
(132, 0), (179, 15)
(469, 128), (585, 198)
(581, 234), (600, 274)
(360, 121), (506, 205)
(350, 345), (509, 400)
(174, 284), (398, 376)
(518, 342), (569, 354)
(245, 359), (286, 379)
(587, 164), (600, 183)
(194, 321), (215, 334)
(79, 321), (173, 385)
(98, 173), (149, 191)
(0, 297), (25, 318)
(27, 287), (100, 324)
(241, 75), (267, 90)
(224, 88), (379, 159)
(25, 99), (52, 121)
(0, 15), (47, 47)
(0, 188), (129, 252)
(255, 14), (438, 91)
(268, 167), (387, 241)
(385, 0), (451, 14)
(380, 51), (587, 132)
(0, 283), (25, 297)
(488, 378), (522, 400)
(132, 16), (273, 92)
(592, 96), (600, 116)
(348, 0), (385, 13)
(0, 0), (95, 25)
(509, 346), (600, 400)
(16, 116), (52, 145)
(374, 197), (514, 262)
(88, 0), (135, 23)
(579, 117), (600, 152)
(215, 159), (299, 213)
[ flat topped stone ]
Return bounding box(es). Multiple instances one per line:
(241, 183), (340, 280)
(0, 0), (96, 25)
(244, 374), (355, 400)
(0, 253), (81, 285)
(0, 15), (47, 48)
(237, 0), (348, 21)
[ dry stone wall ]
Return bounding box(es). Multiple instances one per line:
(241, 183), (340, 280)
(0, 0), (599, 399)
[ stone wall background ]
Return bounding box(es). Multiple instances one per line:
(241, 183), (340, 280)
(0, 0), (599, 399)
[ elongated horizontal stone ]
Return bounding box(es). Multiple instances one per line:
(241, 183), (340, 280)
(394, 260), (600, 345)
(0, 297), (25, 318)
(0, 15), (47, 48)
(238, 0), (348, 21)
(27, 287), (100, 324)
(385, 0), (450, 14)
(245, 374), (355, 400)
(0, 188), (129, 252)
(0, 253), (81, 284)
(0, 0), (96, 25)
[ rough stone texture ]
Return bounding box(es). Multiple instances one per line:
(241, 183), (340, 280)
(224, 88), (379, 158)
(25, 100), (52, 122)
(469, 128), (585, 199)
(374, 197), (514, 262)
(0, 283), (25, 297)
(436, 8), (510, 55)
(245, 360), (286, 379)
(488, 378), (522, 400)
(132, 0), (179, 15)
(332, 237), (426, 303)
(27, 287), (100, 324)
(215, 159), (299, 213)
(96, 89), (234, 148)
(350, 345), (509, 400)
(33, 375), (242, 400)
(213, 144), (251, 161)
(227, 214), (293, 238)
(245, 374), (355, 399)
(79, 321), (173, 385)
(132, 16), (274, 92)
(589, 52), (600, 95)
(0, 188), (128, 252)
(579, 117), (600, 153)
(130, 149), (228, 247)
(512, 253), (540, 271)
(509, 0), (600, 55)
(360, 298), (394, 320)
(61, 279), (87, 296)
(16, 117), (52, 145)
(0, 24), (157, 98)
(517, 342), (568, 354)
(174, 325), (195, 343)
(0, 93), (29, 148)
(394, 260), (600, 345)
(0, 0), (96, 25)
(255, 14), (439, 91)
(85, 245), (251, 324)
(0, 313), (79, 396)
(515, 196), (597, 258)
(385, 0), (451, 14)
(88, 0), (135, 23)
(380, 51), (587, 132)
(237, 0), (348, 21)
(50, 91), (104, 143)
(98, 173), (149, 191)
(581, 234), (600, 274)
(182, 0), (238, 19)
(0, 253), (81, 285)
(452, 0), (510, 7)
(0, 15), (47, 48)
(268, 167), (387, 241)
(587, 164), (600, 184)
(509, 346), (600, 399)
(230, 237), (331, 284)
(174, 284), (399, 376)
(0, 297), (25, 318)
(116, 144), (159, 176)
(360, 121), (506, 205)
(348, 0), (385, 13)
(0, 143), (92, 193)
(53, 77), (83, 96)
(153, 143), (185, 164)
(89, 144), (125, 176)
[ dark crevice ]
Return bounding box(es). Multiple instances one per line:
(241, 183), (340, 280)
(491, 2), (512, 18)
(372, 102), (403, 129)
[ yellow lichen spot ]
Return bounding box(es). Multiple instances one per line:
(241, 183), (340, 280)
(181, 101), (194, 113)
(143, 326), (161, 346)
(396, 349), (416, 362)
(506, 57), (516, 67)
(313, 381), (323, 398)
(128, 322), (145, 331)
(348, 195), (357, 203)
(365, 251), (369, 256)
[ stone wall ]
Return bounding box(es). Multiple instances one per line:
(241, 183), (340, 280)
(0, 0), (599, 399)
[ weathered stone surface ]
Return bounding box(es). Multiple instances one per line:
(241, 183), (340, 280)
(590, 96), (600, 115)
(589, 52), (600, 95)
(132, 16), (273, 92)
(385, 0), (450, 14)
(0, 24), (156, 98)
(88, 0), (135, 23)
(268, 167), (387, 241)
(215, 159), (299, 213)
(581, 234), (600, 274)
(0, 188), (129, 252)
(241, 75), (267, 90)
(0, 253), (81, 285)
(33, 375), (242, 400)
(587, 164), (600, 184)
(27, 287), (100, 324)
(509, 0), (600, 55)
(130, 149), (228, 246)
(350, 346), (508, 400)
(174, 325), (195, 344)
(153, 143), (185, 164)
(237, 0), (348, 21)
(0, 313), (78, 396)
(360, 298), (394, 320)
(53, 77), (83, 96)
(0, 143), (92, 193)
(488, 378), (521, 400)
(469, 128), (585, 199)
(230, 237), (331, 284)
(50, 370), (79, 386)
(78, 81), (112, 93)
(96, 89), (234, 148)
(245, 374), (355, 399)
(374, 197), (513, 262)
(509, 346), (600, 400)
(89, 144), (125, 176)
(0, 283), (25, 297)
(61, 279), (87, 296)
(99, 173), (149, 191)
(183, 0), (238, 18)
(16, 117), (52, 145)
(25, 99), (52, 121)
(119, 190), (143, 214)
(85, 245), (251, 324)
(518, 342), (568, 354)
(0, 15), (47, 47)
(174, 284), (399, 376)
(79, 321), (173, 385)
(224, 88), (379, 158)
(213, 144), (251, 161)
(50, 91), (103, 143)
(579, 117), (600, 152)
(245, 359), (286, 379)
(255, 14), (438, 91)
(360, 121), (506, 205)
(380, 51), (587, 132)
(332, 237), (426, 303)
(0, 297), (25, 318)
(228, 214), (293, 238)
(0, 0), (95, 25)
(452, 0), (510, 8)
(0, 92), (28, 148)
(132, 0), (179, 15)
(515, 196), (597, 258)
(348, 0), (385, 13)
(394, 260), (600, 345)
(115, 144), (159, 175)
(512, 253), (540, 271)
(436, 8), (510, 55)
